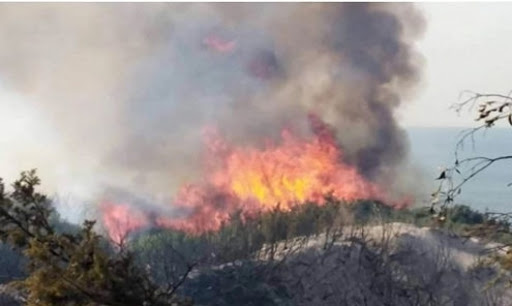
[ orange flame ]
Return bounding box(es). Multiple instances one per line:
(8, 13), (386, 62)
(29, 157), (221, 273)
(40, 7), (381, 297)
(100, 202), (149, 244)
(202, 34), (236, 53)
(100, 115), (396, 239)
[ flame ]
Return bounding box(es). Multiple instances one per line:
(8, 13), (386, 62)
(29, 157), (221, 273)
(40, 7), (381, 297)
(100, 114), (395, 239)
(100, 202), (149, 244)
(202, 34), (236, 53)
(167, 114), (386, 233)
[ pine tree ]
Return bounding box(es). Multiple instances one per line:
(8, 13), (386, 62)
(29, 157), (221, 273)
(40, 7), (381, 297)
(0, 170), (192, 306)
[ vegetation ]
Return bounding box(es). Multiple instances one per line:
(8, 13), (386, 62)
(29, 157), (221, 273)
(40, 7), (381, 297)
(0, 170), (191, 306)
(136, 200), (509, 305)
(131, 200), (512, 269)
(428, 91), (512, 290)
(433, 91), (512, 210)
(1, 168), (511, 305)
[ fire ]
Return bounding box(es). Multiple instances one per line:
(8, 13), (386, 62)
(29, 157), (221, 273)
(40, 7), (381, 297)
(166, 114), (385, 233)
(211, 129), (376, 207)
(100, 202), (149, 244)
(100, 114), (393, 239)
(202, 34), (236, 53)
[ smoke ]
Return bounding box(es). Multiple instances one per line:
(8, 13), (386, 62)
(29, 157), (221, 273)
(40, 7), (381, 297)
(0, 3), (424, 220)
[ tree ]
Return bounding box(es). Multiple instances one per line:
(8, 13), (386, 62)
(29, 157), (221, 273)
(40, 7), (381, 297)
(0, 170), (192, 306)
(432, 91), (512, 216)
(430, 91), (512, 283)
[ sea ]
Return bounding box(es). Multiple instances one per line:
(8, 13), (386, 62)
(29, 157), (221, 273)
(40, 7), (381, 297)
(406, 127), (512, 213)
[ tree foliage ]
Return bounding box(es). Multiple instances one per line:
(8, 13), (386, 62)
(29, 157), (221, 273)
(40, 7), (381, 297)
(0, 170), (191, 306)
(430, 91), (512, 284)
(433, 91), (512, 211)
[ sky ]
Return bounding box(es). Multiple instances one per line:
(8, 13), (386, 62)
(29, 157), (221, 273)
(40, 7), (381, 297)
(399, 2), (512, 127)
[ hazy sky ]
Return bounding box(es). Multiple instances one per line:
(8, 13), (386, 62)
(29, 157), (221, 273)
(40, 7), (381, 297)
(399, 2), (512, 127)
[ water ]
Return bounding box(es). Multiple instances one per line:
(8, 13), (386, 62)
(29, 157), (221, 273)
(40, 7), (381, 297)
(406, 127), (512, 213)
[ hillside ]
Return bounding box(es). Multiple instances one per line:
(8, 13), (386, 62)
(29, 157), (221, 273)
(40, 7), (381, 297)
(2, 191), (512, 305)
(180, 222), (512, 306)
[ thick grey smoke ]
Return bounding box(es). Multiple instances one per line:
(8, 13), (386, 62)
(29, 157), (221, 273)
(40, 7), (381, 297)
(0, 3), (424, 217)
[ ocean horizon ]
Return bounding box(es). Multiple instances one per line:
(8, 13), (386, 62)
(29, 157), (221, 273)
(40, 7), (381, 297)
(406, 126), (512, 213)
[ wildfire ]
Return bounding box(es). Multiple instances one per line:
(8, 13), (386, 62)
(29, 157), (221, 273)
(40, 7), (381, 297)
(100, 202), (149, 244)
(100, 114), (392, 241)
(202, 34), (236, 53)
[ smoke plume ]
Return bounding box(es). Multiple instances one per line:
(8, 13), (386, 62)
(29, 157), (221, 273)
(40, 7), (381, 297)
(0, 3), (424, 223)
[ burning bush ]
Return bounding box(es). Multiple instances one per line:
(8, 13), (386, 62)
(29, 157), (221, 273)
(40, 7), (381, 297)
(100, 115), (411, 244)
